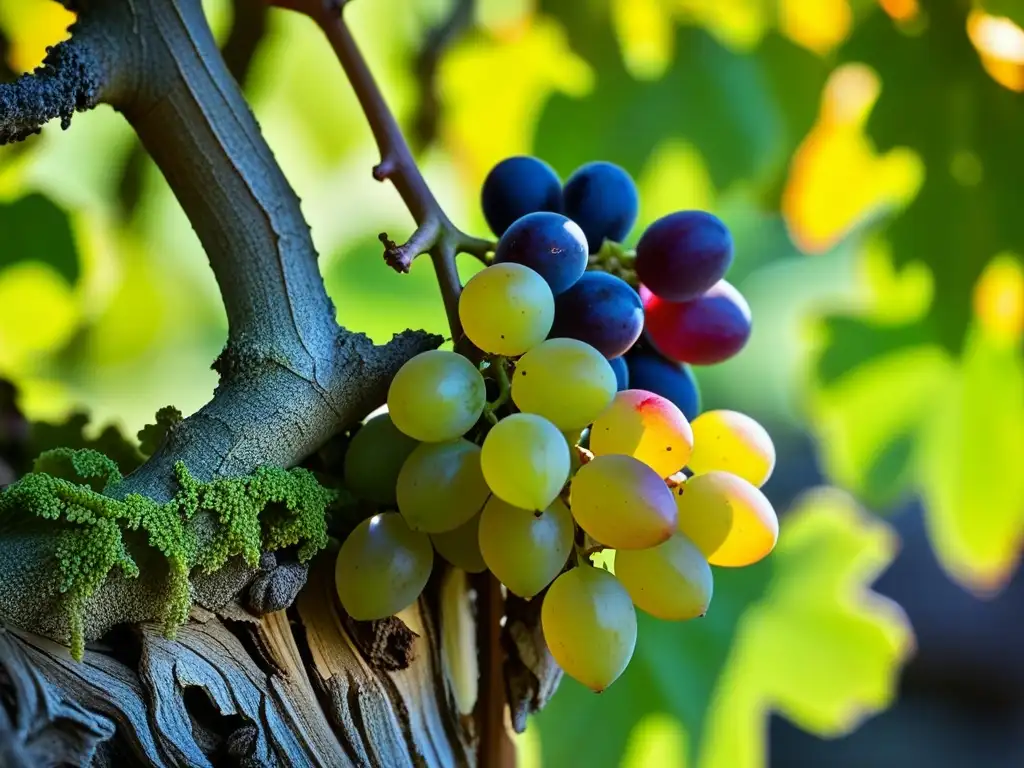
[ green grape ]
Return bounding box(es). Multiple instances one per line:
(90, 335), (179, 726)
(397, 439), (491, 533)
(343, 413), (419, 504)
(480, 413), (569, 511)
(431, 514), (487, 573)
(387, 351), (486, 442)
(590, 389), (694, 478)
(478, 496), (574, 598)
(614, 533), (713, 620)
(459, 263), (555, 356)
(675, 471), (778, 567)
(689, 409), (776, 487)
(541, 566), (636, 692)
(512, 338), (617, 431)
(569, 454), (676, 549)
(335, 512), (433, 621)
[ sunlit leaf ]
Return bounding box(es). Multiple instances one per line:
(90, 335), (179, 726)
(0, 0), (74, 73)
(535, 490), (911, 768)
(778, 0), (854, 55)
(0, 262), (79, 373)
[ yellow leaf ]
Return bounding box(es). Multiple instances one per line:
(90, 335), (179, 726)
(0, 0), (74, 73)
(778, 0), (853, 55)
(0, 261), (79, 372)
(611, 0), (675, 80)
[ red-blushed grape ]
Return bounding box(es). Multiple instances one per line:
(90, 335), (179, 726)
(569, 454), (677, 549)
(396, 439), (490, 533)
(642, 281), (752, 365)
(478, 496), (574, 598)
(459, 263), (554, 356)
(388, 351), (486, 442)
(335, 512), (433, 621)
(541, 565), (637, 692)
(481, 413), (570, 511)
(675, 471), (778, 567)
(589, 389), (694, 478)
(689, 410), (775, 487)
(614, 533), (713, 620)
(512, 338), (617, 431)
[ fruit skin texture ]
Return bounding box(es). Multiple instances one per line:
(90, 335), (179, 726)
(614, 533), (713, 620)
(493, 212), (589, 296)
(636, 211), (734, 302)
(481, 413), (570, 511)
(569, 454), (678, 549)
(689, 409), (776, 488)
(512, 338), (617, 432)
(459, 263), (555, 356)
(396, 439), (491, 533)
(675, 471), (778, 567)
(625, 348), (701, 421)
(335, 512), (433, 621)
(642, 281), (752, 366)
(589, 389), (694, 478)
(563, 161), (639, 253)
(481, 156), (563, 237)
(478, 496), (574, 598)
(549, 272), (644, 359)
(430, 514), (487, 573)
(343, 413), (419, 505)
(542, 566), (637, 692)
(387, 350), (487, 442)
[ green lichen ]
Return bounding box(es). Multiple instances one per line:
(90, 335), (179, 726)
(0, 449), (336, 659)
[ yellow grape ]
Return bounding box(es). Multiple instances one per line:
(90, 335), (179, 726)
(481, 413), (569, 511)
(431, 514), (487, 573)
(688, 409), (775, 487)
(335, 513), (433, 621)
(511, 338), (617, 431)
(478, 496), (574, 598)
(397, 439), (490, 533)
(614, 533), (713, 620)
(590, 389), (694, 478)
(675, 471), (778, 567)
(541, 566), (636, 692)
(569, 454), (676, 549)
(343, 413), (419, 505)
(388, 350), (486, 442)
(459, 263), (555, 355)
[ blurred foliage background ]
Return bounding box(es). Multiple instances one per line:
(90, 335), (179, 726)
(1, 0), (1023, 765)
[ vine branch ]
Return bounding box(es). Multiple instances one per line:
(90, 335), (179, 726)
(273, 0), (492, 339)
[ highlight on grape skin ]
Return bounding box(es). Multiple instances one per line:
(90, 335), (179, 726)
(569, 454), (678, 550)
(478, 496), (575, 598)
(589, 389), (694, 478)
(335, 513), (434, 621)
(614, 533), (713, 620)
(396, 439), (490, 533)
(481, 413), (570, 511)
(387, 350), (487, 442)
(688, 409), (776, 488)
(459, 262), (555, 356)
(430, 514), (487, 573)
(512, 338), (617, 431)
(541, 565), (638, 692)
(493, 211), (589, 296)
(675, 471), (779, 567)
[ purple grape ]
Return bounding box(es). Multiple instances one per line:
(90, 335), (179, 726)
(549, 272), (643, 359)
(481, 157), (563, 237)
(493, 212), (588, 295)
(563, 162), (638, 253)
(609, 356), (629, 391)
(625, 348), (701, 421)
(636, 211), (734, 302)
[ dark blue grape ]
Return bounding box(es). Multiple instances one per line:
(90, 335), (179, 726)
(549, 272), (643, 359)
(481, 157), (563, 237)
(626, 348), (701, 421)
(493, 212), (588, 295)
(636, 211), (734, 302)
(562, 162), (638, 253)
(609, 356), (629, 391)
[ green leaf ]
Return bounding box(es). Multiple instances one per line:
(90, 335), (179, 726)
(980, 0), (1024, 27)
(535, 490), (911, 767)
(0, 193), (79, 284)
(839, 0), (1024, 351)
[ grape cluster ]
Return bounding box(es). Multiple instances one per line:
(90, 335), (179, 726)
(335, 156), (776, 693)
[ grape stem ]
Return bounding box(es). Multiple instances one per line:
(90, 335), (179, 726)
(272, 0), (493, 341)
(482, 357), (511, 425)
